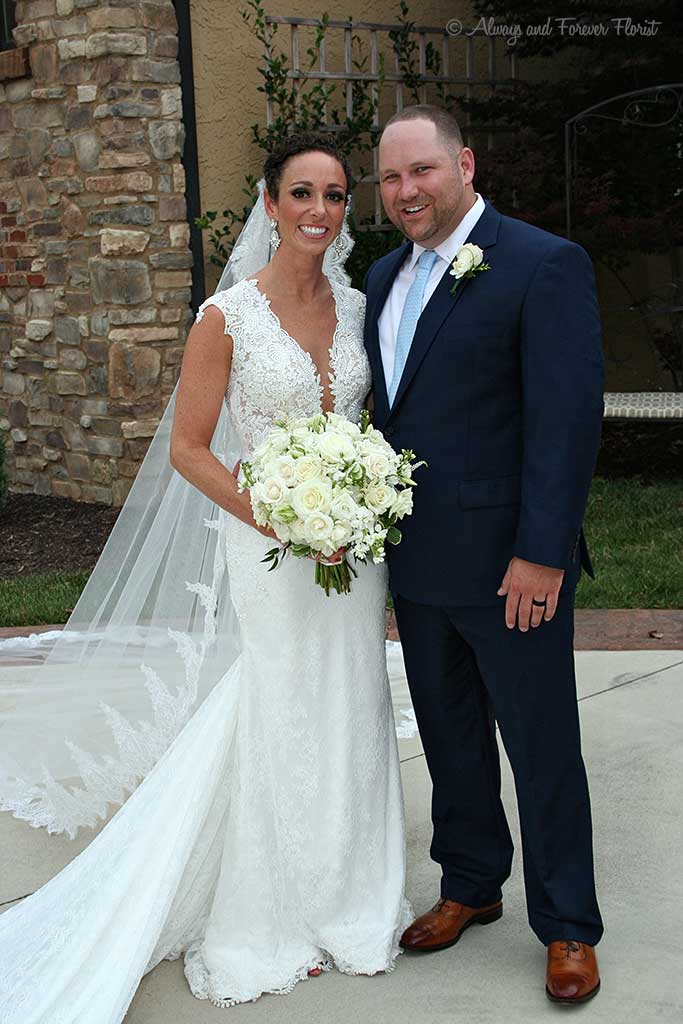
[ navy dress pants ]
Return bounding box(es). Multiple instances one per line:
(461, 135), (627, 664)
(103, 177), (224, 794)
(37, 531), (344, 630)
(393, 590), (603, 947)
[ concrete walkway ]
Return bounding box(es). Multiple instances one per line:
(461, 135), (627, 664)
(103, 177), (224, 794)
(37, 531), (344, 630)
(2, 648), (682, 1022)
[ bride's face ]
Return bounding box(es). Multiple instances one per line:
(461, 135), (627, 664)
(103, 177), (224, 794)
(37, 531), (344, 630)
(265, 152), (347, 257)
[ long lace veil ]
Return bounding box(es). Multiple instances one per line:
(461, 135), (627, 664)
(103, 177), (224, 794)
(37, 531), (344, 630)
(0, 180), (356, 838)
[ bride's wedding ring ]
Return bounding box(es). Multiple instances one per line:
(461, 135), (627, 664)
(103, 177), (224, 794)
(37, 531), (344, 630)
(532, 598), (547, 607)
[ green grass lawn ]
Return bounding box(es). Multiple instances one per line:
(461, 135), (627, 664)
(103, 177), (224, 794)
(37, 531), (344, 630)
(576, 477), (683, 609)
(1, 478), (681, 628)
(0, 571), (91, 629)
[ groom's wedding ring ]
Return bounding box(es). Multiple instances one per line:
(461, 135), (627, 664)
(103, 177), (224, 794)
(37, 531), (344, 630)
(532, 598), (547, 607)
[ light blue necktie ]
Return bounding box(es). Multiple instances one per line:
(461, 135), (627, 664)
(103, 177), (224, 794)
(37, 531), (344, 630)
(388, 249), (438, 407)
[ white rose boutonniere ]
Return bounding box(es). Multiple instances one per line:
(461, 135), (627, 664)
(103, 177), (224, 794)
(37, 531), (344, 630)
(449, 243), (491, 295)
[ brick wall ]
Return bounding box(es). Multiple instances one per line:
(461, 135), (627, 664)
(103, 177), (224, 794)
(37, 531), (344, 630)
(0, 0), (193, 504)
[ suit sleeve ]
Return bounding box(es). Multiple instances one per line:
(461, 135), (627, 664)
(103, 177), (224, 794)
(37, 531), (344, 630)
(513, 241), (605, 570)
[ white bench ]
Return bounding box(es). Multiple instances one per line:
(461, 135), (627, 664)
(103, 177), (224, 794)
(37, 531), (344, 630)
(604, 393), (683, 420)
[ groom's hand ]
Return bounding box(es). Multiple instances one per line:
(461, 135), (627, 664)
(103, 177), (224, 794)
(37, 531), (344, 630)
(497, 557), (565, 632)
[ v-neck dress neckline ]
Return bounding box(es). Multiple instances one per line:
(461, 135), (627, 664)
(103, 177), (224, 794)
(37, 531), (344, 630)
(247, 277), (341, 415)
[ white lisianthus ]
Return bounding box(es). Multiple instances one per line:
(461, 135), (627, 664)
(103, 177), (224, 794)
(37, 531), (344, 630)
(389, 487), (413, 519)
(271, 503), (297, 524)
(364, 481), (397, 514)
(291, 478), (332, 517)
(450, 242), (484, 280)
(364, 428), (388, 448)
(294, 454), (323, 483)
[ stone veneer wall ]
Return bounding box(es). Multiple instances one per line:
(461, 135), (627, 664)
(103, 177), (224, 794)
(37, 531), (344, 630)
(0, 0), (193, 505)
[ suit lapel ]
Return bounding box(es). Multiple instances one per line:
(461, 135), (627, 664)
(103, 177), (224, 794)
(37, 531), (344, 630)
(389, 202), (502, 418)
(365, 241), (411, 423)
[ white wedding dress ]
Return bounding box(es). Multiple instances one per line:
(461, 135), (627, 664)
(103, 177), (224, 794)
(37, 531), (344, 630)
(0, 277), (412, 1022)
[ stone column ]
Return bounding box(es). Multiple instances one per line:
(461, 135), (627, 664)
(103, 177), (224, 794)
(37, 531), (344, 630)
(0, 0), (194, 504)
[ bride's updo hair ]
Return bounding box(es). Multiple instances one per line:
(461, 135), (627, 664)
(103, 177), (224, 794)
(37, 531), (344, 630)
(264, 131), (353, 200)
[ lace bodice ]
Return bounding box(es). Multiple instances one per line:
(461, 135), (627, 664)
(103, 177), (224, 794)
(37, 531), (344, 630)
(196, 278), (371, 456)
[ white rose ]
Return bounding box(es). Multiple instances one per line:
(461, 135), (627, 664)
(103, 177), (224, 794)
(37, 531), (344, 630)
(294, 455), (323, 482)
(450, 243), (484, 280)
(362, 450), (393, 479)
(330, 489), (361, 521)
(363, 427), (388, 447)
(327, 414), (361, 438)
(291, 478), (332, 517)
(291, 425), (315, 443)
(318, 431), (356, 464)
(331, 519), (353, 547)
(304, 512), (335, 548)
(257, 427), (290, 458)
(389, 488), (413, 519)
(260, 476), (288, 505)
(289, 519), (308, 544)
(267, 455), (297, 486)
(364, 482), (397, 514)
(273, 521), (292, 544)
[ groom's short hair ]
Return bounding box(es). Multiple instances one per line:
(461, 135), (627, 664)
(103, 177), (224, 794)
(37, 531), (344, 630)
(382, 105), (464, 157)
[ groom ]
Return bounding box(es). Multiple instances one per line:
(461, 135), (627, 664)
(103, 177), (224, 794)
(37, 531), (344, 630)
(363, 106), (605, 1004)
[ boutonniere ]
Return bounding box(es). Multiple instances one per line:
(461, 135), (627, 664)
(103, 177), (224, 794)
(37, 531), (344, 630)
(449, 243), (491, 295)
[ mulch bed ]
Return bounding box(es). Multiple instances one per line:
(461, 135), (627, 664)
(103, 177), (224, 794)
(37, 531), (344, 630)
(596, 420), (683, 480)
(0, 492), (121, 580)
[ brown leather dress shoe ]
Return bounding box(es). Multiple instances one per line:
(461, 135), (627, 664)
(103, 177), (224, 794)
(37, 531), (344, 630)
(399, 898), (503, 952)
(546, 940), (601, 1004)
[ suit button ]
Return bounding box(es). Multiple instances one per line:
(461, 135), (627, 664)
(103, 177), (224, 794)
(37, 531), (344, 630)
(384, 426), (395, 437)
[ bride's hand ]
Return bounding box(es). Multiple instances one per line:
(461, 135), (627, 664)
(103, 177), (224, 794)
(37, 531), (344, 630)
(231, 460), (279, 542)
(312, 547), (346, 565)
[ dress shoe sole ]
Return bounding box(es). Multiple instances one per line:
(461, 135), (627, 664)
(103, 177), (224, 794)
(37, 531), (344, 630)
(545, 979), (601, 1005)
(399, 905), (503, 953)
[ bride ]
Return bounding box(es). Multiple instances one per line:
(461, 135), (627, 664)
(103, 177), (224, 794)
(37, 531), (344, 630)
(0, 132), (412, 1021)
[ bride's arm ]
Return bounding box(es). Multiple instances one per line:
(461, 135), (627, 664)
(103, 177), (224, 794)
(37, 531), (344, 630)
(169, 307), (274, 537)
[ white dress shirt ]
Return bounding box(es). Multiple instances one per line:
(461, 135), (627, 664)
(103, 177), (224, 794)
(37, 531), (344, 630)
(378, 193), (486, 387)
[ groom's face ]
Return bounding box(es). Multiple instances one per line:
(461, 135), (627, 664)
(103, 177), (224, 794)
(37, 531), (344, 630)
(379, 119), (473, 248)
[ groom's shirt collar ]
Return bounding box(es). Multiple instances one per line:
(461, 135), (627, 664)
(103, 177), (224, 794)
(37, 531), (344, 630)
(406, 193), (486, 273)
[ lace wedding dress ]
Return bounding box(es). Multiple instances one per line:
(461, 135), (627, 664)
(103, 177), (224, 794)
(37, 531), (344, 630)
(0, 277), (412, 1022)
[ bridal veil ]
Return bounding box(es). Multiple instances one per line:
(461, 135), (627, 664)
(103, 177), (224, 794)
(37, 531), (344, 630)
(0, 181), (362, 837)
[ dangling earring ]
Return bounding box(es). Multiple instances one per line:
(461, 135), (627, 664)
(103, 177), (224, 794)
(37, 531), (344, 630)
(334, 196), (351, 256)
(269, 217), (281, 252)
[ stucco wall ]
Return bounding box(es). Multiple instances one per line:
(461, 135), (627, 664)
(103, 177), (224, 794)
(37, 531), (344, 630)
(190, 1), (478, 289)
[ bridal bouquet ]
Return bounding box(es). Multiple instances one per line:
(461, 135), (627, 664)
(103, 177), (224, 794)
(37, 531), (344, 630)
(240, 411), (425, 595)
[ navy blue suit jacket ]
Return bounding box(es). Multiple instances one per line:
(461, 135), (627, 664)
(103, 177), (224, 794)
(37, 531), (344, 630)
(363, 202), (605, 606)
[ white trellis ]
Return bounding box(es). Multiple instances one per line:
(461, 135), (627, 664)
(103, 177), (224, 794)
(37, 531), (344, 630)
(264, 15), (518, 229)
